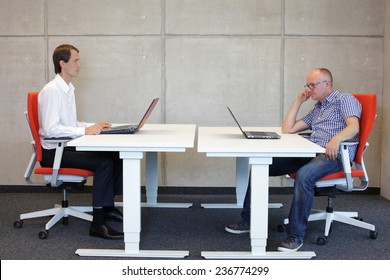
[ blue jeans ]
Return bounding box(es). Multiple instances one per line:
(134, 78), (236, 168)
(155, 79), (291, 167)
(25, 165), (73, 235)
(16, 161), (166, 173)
(241, 154), (342, 239)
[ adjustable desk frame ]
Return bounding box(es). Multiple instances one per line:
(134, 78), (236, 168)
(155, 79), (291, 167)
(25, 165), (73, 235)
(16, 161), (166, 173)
(198, 127), (324, 259)
(68, 124), (196, 258)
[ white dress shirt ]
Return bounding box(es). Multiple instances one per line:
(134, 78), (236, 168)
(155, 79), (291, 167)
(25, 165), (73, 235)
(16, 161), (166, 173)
(38, 74), (93, 150)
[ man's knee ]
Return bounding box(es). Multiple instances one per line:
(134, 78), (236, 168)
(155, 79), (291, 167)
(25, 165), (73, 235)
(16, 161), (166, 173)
(294, 169), (316, 189)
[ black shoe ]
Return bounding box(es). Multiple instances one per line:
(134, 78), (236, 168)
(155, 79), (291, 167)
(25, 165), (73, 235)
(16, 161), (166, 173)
(104, 208), (123, 223)
(89, 223), (124, 239)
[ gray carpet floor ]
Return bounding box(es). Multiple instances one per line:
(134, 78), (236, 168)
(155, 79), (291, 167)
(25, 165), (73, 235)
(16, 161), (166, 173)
(1, 188), (389, 260)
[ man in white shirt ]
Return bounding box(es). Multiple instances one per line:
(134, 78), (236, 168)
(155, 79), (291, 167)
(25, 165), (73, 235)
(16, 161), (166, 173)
(39, 44), (123, 239)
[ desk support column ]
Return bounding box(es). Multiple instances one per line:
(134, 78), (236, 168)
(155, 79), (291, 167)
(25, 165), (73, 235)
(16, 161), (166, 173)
(236, 157), (249, 206)
(249, 157), (272, 255)
(120, 151), (143, 253)
(143, 152), (192, 208)
(145, 152), (158, 205)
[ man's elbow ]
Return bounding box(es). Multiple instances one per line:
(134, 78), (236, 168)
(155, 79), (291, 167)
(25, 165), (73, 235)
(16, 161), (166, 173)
(351, 121), (360, 137)
(281, 126), (295, 134)
(281, 127), (289, 134)
(354, 126), (360, 137)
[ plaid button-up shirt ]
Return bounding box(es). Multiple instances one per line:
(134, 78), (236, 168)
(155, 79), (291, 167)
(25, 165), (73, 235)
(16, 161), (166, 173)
(302, 90), (362, 162)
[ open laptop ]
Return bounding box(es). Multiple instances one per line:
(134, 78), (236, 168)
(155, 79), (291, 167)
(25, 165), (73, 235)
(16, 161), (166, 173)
(227, 106), (281, 139)
(101, 98), (159, 134)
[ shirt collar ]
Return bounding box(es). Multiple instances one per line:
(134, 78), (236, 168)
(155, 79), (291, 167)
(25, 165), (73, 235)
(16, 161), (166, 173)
(316, 90), (339, 107)
(55, 74), (75, 94)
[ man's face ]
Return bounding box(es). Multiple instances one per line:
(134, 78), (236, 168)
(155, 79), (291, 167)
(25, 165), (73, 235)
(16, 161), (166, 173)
(61, 49), (80, 79)
(304, 71), (330, 102)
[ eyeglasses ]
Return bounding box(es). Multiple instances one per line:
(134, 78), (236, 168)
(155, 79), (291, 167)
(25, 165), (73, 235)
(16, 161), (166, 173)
(304, 80), (327, 90)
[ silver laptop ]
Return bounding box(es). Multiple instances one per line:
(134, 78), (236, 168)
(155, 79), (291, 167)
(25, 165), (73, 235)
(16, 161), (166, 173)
(227, 106), (281, 139)
(101, 98), (159, 134)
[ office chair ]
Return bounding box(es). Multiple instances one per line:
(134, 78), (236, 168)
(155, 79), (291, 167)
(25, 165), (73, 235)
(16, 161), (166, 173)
(13, 91), (94, 239)
(279, 93), (378, 245)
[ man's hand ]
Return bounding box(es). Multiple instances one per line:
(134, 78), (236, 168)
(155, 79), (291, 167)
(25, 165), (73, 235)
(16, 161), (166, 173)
(297, 90), (311, 103)
(85, 122), (111, 135)
(325, 136), (341, 160)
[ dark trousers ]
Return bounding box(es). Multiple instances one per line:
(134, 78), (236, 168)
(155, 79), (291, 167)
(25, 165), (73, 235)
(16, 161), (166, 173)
(41, 147), (123, 207)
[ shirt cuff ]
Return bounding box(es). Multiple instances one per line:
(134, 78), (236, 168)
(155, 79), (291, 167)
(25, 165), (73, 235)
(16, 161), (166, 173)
(75, 127), (86, 136)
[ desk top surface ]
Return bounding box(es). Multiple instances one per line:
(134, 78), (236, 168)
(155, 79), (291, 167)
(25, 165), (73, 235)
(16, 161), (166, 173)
(67, 124), (196, 151)
(197, 126), (324, 157)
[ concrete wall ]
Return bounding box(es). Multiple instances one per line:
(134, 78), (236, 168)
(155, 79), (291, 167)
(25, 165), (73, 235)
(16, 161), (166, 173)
(0, 0), (386, 190)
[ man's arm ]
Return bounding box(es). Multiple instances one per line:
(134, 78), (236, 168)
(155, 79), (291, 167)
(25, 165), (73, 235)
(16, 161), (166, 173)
(281, 91), (310, 134)
(325, 116), (359, 160)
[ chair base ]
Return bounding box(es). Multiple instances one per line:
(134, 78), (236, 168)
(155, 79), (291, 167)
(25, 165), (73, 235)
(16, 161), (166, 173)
(282, 207), (376, 244)
(19, 204), (93, 230)
(305, 208), (375, 237)
(14, 201), (93, 239)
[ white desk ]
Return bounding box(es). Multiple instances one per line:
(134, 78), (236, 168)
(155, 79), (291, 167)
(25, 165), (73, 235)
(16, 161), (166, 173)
(68, 124), (196, 258)
(197, 127), (325, 259)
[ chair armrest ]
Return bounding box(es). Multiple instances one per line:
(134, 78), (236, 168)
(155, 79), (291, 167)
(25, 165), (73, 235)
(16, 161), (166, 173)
(340, 139), (358, 146)
(44, 137), (72, 143)
(29, 137), (72, 187)
(50, 139), (72, 187)
(338, 140), (359, 192)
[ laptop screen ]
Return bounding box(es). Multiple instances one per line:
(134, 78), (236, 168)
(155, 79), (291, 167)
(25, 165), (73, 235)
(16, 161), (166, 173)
(134, 97), (159, 132)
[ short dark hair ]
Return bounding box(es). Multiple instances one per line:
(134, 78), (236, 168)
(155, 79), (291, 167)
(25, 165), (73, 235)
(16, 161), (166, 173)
(52, 44), (79, 74)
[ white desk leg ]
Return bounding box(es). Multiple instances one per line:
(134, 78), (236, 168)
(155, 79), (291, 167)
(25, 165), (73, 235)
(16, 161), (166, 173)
(123, 152), (143, 253)
(201, 157), (315, 259)
(201, 157), (248, 208)
(201, 157), (282, 209)
(76, 151), (189, 258)
(142, 152), (192, 208)
(250, 158), (271, 255)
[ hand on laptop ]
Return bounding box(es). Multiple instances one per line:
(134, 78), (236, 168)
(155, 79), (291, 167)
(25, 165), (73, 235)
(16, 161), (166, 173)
(86, 122), (112, 135)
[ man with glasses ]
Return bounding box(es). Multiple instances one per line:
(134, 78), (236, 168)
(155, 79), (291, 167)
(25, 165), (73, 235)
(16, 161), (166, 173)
(225, 68), (362, 252)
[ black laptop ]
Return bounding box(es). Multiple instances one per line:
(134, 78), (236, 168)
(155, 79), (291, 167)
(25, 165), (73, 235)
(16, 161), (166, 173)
(101, 98), (159, 134)
(227, 106), (281, 139)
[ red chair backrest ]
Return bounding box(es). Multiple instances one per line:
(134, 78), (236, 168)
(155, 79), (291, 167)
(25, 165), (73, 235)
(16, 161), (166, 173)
(27, 92), (43, 162)
(26, 92), (94, 179)
(352, 94), (377, 164)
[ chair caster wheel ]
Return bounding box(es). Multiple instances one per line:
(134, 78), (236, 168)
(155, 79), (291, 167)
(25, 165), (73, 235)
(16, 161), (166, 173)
(317, 236), (327, 246)
(38, 230), (48, 239)
(277, 224), (286, 232)
(370, 230), (378, 239)
(13, 220), (23, 228)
